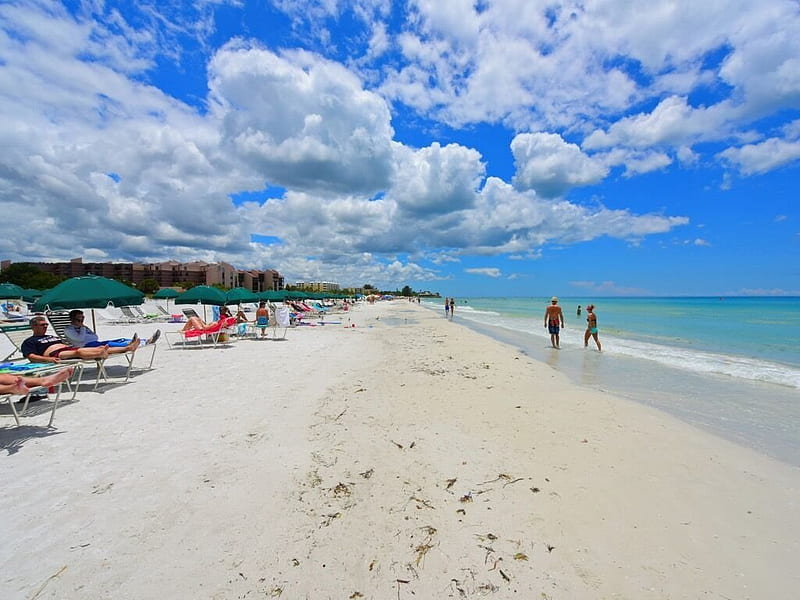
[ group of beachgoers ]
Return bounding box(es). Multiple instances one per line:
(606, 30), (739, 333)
(544, 296), (601, 351)
(2, 309), (163, 400)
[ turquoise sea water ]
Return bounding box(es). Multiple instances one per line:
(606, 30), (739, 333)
(421, 297), (800, 466)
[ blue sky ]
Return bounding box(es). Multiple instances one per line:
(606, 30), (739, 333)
(1, 1), (798, 296)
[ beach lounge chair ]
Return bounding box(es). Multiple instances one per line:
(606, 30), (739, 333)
(132, 305), (170, 322)
(165, 316), (237, 348)
(1, 360), (83, 427)
(273, 306), (290, 340)
(35, 313), (116, 390)
(182, 308), (201, 320)
(47, 311), (158, 384)
(153, 304), (183, 322)
(120, 306), (147, 322)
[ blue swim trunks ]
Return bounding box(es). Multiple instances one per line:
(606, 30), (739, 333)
(548, 319), (560, 334)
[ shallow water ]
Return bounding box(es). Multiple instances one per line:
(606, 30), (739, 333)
(422, 298), (800, 467)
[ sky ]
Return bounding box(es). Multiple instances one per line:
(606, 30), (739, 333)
(0, 0), (798, 297)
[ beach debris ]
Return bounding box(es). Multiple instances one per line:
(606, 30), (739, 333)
(291, 558), (300, 566)
(409, 495), (434, 509)
(322, 512), (341, 526)
(479, 473), (514, 485)
(30, 565), (68, 600)
(530, 486), (541, 493)
(414, 542), (433, 566)
(355, 387), (366, 392)
(391, 440), (404, 449)
(513, 552), (529, 561)
(499, 569), (511, 582)
(349, 592), (364, 598)
(445, 477), (457, 490)
(456, 508), (466, 515)
(476, 532), (498, 542)
(334, 408), (348, 420)
(450, 578), (467, 598)
(91, 483), (114, 495)
(420, 525), (437, 536)
(269, 586), (283, 597)
(69, 543), (90, 550)
(581, 438), (589, 443)
(409, 441), (416, 448)
(411, 526), (437, 566)
(546, 544), (555, 553)
(360, 468), (374, 479)
(395, 579), (410, 600)
(332, 482), (352, 497)
(459, 492), (473, 503)
(368, 560), (376, 571)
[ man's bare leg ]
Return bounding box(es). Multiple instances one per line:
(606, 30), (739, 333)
(0, 375), (30, 396)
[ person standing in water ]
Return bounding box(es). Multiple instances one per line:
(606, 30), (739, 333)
(544, 296), (565, 348)
(444, 297), (450, 319)
(449, 298), (455, 319)
(584, 304), (602, 351)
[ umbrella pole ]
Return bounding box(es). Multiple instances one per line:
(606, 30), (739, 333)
(92, 309), (97, 331)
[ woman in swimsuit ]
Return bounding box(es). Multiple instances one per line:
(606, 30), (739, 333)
(584, 304), (602, 351)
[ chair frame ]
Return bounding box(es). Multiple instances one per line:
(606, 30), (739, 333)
(1, 361), (83, 427)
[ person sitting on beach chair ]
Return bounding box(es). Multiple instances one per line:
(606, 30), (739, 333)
(0, 367), (74, 396)
(21, 316), (140, 364)
(65, 310), (161, 348)
(180, 307), (236, 334)
(255, 301), (270, 338)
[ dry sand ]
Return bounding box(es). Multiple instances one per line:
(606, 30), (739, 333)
(1, 300), (798, 599)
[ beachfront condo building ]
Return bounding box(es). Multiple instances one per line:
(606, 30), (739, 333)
(1, 257), (285, 292)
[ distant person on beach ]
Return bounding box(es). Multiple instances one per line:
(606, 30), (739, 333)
(0, 367), (74, 397)
(584, 304), (602, 351)
(544, 296), (565, 349)
(444, 298), (450, 318)
(21, 316), (139, 363)
(449, 298), (455, 319)
(577, 305), (581, 316)
(65, 309), (160, 348)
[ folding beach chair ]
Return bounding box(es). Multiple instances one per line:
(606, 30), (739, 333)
(165, 317), (236, 348)
(120, 306), (146, 322)
(272, 306), (291, 340)
(1, 361), (83, 427)
(182, 307), (201, 320)
(47, 311), (159, 385)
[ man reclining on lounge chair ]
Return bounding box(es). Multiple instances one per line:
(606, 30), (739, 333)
(65, 310), (161, 348)
(21, 316), (140, 364)
(0, 367), (74, 396)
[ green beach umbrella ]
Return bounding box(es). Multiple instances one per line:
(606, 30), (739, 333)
(22, 288), (43, 303)
(32, 276), (144, 312)
(225, 287), (259, 305)
(153, 287), (180, 308)
(174, 285), (226, 306)
(0, 282), (25, 299)
(259, 290), (290, 302)
(153, 288), (180, 299)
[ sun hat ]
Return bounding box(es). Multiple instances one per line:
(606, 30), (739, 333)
(551, 296), (558, 302)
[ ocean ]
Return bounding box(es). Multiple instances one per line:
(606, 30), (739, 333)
(421, 297), (800, 467)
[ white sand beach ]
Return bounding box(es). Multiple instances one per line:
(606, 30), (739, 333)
(2, 301), (799, 599)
